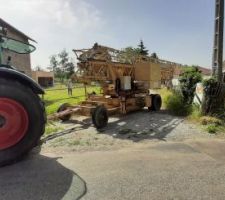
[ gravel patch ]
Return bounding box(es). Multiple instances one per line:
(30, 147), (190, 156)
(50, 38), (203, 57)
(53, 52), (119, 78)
(43, 110), (214, 153)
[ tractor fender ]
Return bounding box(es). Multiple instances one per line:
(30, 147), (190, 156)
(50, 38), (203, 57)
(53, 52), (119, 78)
(0, 66), (44, 94)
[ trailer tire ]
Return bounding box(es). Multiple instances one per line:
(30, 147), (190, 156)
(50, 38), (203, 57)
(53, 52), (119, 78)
(151, 94), (162, 111)
(148, 94), (154, 111)
(57, 103), (72, 121)
(92, 105), (108, 129)
(0, 78), (46, 167)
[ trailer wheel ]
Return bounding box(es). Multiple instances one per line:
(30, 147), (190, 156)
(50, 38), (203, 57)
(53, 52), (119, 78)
(0, 78), (46, 167)
(150, 94), (162, 111)
(57, 103), (72, 121)
(92, 105), (108, 129)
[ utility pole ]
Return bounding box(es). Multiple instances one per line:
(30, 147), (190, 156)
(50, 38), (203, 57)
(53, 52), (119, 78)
(212, 0), (224, 83)
(202, 0), (225, 115)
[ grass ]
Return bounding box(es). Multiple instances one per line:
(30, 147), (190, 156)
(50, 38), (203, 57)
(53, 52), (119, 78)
(155, 88), (172, 109)
(188, 105), (225, 135)
(45, 123), (64, 136)
(43, 83), (100, 136)
(43, 84), (100, 115)
(200, 116), (225, 135)
(188, 105), (202, 121)
(206, 125), (218, 134)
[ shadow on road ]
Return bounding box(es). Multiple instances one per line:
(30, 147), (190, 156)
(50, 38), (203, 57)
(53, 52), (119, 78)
(0, 154), (87, 200)
(101, 110), (184, 142)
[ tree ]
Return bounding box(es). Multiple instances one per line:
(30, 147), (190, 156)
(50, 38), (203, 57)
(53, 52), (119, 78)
(137, 40), (148, 56)
(49, 54), (64, 82)
(49, 50), (75, 83)
(58, 49), (69, 70)
(66, 59), (75, 78)
(179, 66), (203, 104)
(49, 55), (58, 72)
(119, 46), (140, 63)
(150, 52), (158, 59)
(35, 65), (43, 71)
(58, 49), (75, 79)
(119, 41), (151, 63)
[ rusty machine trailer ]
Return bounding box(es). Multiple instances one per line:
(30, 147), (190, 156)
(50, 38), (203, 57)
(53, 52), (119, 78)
(49, 43), (165, 129)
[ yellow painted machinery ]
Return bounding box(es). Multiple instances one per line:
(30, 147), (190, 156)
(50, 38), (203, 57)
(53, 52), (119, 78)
(51, 43), (164, 129)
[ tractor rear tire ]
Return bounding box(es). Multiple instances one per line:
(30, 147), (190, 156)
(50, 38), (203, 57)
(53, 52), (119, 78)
(0, 78), (46, 167)
(57, 103), (72, 121)
(148, 94), (162, 111)
(92, 105), (108, 129)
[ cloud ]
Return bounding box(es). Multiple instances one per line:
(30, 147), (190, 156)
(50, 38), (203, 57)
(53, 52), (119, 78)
(1, 0), (103, 29)
(0, 0), (105, 67)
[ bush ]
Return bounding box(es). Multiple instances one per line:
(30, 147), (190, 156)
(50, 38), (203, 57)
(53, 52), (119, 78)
(164, 91), (192, 116)
(179, 66), (202, 104)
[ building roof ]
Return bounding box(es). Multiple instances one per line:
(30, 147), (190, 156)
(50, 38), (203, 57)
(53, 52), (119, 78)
(166, 65), (212, 78)
(197, 66), (212, 76)
(0, 18), (36, 42)
(173, 66), (183, 77)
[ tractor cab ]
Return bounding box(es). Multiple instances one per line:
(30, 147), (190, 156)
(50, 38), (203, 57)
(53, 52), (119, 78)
(0, 26), (36, 66)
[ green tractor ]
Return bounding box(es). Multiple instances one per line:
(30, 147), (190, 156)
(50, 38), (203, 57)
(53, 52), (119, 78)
(0, 27), (46, 166)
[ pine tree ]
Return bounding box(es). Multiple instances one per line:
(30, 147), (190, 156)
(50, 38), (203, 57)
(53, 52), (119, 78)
(137, 40), (148, 56)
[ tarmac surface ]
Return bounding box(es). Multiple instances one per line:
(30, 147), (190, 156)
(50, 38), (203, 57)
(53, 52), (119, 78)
(1, 138), (225, 200)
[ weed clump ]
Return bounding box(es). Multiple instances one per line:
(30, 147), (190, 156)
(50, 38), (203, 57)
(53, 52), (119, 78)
(200, 116), (223, 126)
(164, 91), (192, 116)
(206, 125), (218, 134)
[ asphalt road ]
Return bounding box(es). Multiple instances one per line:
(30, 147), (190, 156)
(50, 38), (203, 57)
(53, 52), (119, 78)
(1, 139), (225, 200)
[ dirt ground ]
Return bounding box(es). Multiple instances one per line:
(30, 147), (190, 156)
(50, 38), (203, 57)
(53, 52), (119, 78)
(43, 110), (215, 153)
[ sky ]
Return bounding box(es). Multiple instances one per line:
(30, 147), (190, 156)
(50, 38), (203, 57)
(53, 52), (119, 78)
(0, 0), (216, 69)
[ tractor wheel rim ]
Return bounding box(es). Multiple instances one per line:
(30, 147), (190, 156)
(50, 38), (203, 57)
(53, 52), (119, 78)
(0, 98), (29, 150)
